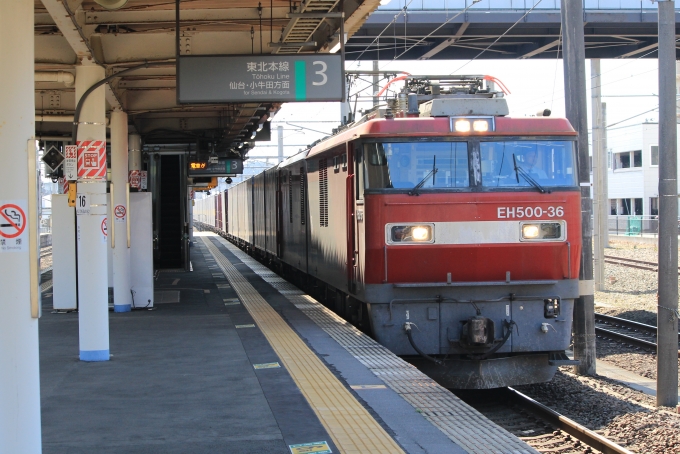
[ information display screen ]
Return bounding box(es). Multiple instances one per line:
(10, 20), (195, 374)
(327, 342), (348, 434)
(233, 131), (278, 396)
(178, 54), (343, 103)
(188, 159), (243, 176)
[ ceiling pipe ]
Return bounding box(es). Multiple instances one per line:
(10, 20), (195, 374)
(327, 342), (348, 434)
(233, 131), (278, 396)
(35, 71), (75, 87)
(36, 115), (73, 122)
(36, 114), (110, 126)
(93, 0), (128, 10)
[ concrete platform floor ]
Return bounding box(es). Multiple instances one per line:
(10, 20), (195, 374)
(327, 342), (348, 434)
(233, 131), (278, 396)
(39, 241), (337, 453)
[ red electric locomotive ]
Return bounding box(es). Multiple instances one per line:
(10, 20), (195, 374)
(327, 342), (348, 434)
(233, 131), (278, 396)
(223, 76), (581, 389)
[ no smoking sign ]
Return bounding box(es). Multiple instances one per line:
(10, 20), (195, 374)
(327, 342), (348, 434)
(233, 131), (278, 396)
(0, 201), (28, 252)
(114, 204), (126, 223)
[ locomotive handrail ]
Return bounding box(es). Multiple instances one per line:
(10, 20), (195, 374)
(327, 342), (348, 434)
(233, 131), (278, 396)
(393, 280), (558, 288)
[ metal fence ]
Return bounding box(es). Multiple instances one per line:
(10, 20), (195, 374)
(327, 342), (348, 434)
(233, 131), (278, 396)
(607, 215), (665, 237)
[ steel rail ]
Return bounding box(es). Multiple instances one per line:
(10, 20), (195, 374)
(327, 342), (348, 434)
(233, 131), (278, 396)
(595, 312), (660, 336)
(595, 312), (680, 358)
(603, 254), (680, 274)
(503, 387), (635, 454)
(596, 312), (680, 342)
(595, 325), (660, 350)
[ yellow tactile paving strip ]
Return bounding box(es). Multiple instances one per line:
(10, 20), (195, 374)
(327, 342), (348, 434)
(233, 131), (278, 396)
(201, 236), (404, 454)
(211, 234), (538, 454)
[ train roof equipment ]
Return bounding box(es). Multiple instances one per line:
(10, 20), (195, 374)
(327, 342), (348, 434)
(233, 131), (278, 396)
(358, 74), (511, 121)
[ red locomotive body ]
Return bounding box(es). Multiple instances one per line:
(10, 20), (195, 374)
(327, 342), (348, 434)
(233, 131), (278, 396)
(208, 76), (582, 388)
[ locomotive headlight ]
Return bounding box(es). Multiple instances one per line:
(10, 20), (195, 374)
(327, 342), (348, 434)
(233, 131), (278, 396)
(522, 224), (540, 239)
(411, 226), (430, 241)
(388, 224), (434, 244)
(454, 119), (471, 132)
(472, 120), (490, 132)
(520, 221), (565, 241)
(451, 117), (495, 132)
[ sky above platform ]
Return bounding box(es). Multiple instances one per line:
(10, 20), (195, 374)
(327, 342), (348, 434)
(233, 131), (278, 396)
(227, 57), (661, 188)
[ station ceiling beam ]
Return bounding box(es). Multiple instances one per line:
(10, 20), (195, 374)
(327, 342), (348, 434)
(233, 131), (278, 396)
(33, 0), (379, 154)
(418, 23), (469, 60)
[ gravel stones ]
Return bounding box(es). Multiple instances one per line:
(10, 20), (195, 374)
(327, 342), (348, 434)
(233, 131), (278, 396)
(515, 370), (680, 453)
(596, 239), (675, 326)
(514, 238), (680, 453)
(594, 239), (679, 380)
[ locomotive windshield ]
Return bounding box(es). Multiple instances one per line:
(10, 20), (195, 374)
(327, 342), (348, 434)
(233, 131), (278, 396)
(364, 142), (470, 189)
(480, 140), (577, 188)
(363, 139), (577, 190)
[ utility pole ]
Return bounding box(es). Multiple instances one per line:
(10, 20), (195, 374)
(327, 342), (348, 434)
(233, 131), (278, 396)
(562, 0), (596, 375)
(373, 60), (379, 107)
(591, 59), (606, 291)
(277, 125), (284, 163)
(602, 103), (609, 248)
(656, 0), (678, 409)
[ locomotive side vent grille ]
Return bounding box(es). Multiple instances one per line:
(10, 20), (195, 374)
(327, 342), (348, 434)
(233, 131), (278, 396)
(289, 170), (293, 224)
(319, 159), (329, 227)
(300, 167), (306, 225)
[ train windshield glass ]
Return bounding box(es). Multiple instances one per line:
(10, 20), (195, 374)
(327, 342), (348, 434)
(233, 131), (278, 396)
(480, 140), (577, 188)
(364, 142), (469, 189)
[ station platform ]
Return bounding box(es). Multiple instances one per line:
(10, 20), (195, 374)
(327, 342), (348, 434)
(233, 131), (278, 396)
(39, 233), (537, 454)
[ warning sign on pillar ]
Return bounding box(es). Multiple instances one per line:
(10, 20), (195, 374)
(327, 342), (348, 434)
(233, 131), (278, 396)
(129, 170), (141, 189)
(140, 171), (148, 190)
(77, 140), (107, 180)
(114, 204), (126, 223)
(64, 145), (78, 180)
(58, 177), (69, 194)
(101, 217), (108, 243)
(0, 201), (28, 253)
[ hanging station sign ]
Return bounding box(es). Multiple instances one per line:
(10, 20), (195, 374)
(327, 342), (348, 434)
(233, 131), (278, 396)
(188, 159), (243, 176)
(177, 54), (343, 103)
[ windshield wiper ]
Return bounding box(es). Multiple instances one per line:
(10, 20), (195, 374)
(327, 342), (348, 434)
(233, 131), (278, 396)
(512, 154), (550, 194)
(409, 156), (438, 196)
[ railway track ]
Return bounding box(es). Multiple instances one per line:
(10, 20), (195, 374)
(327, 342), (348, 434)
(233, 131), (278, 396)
(603, 254), (680, 275)
(594, 312), (680, 358)
(453, 387), (633, 454)
(40, 247), (52, 275)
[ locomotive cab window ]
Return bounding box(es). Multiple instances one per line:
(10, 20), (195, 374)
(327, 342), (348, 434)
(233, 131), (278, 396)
(479, 140), (577, 189)
(363, 141), (469, 189)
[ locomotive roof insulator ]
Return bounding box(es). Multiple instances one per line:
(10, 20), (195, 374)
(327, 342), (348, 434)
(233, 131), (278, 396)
(389, 75), (511, 119)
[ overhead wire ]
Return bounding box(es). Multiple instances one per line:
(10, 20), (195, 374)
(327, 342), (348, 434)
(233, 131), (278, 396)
(587, 40), (675, 82)
(520, 66), (660, 115)
(450, 0), (544, 75)
(606, 106), (661, 129)
(347, 0), (417, 68)
(383, 0), (482, 65)
(550, 22), (562, 113)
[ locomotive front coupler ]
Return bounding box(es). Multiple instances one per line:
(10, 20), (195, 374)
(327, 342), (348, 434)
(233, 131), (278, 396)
(457, 319), (517, 360)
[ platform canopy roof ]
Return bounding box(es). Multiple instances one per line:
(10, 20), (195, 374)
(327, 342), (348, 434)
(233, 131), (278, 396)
(351, 1), (680, 62)
(35, 0), (380, 154)
(34, 0), (680, 156)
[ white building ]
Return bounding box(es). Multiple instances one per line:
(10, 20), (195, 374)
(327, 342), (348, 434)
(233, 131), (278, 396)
(603, 121), (677, 217)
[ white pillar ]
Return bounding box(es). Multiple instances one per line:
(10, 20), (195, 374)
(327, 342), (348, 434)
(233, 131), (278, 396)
(128, 134), (142, 172)
(0, 1), (43, 451)
(76, 64), (110, 361)
(188, 190), (194, 242)
(111, 110), (132, 311)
